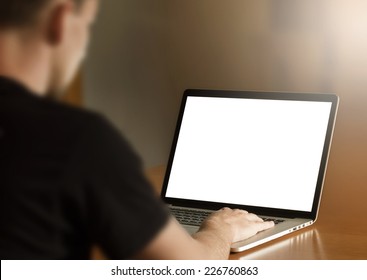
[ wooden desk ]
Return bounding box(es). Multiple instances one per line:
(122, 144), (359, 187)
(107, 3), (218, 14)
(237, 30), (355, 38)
(146, 165), (367, 260)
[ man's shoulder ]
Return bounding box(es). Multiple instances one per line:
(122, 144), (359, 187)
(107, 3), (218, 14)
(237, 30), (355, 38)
(0, 77), (107, 131)
(42, 98), (105, 128)
(1, 85), (113, 150)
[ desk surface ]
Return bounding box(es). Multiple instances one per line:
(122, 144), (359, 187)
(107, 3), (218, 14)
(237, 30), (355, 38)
(146, 165), (367, 260)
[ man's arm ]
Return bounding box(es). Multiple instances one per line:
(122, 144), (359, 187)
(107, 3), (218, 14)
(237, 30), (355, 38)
(134, 208), (274, 259)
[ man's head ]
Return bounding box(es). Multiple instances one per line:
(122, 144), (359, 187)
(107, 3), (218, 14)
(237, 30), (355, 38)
(0, 0), (99, 95)
(0, 0), (83, 28)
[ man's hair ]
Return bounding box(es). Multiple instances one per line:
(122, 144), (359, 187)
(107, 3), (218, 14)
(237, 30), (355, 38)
(0, 0), (84, 28)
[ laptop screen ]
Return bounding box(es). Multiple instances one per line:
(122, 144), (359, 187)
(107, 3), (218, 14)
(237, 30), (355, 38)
(165, 94), (333, 212)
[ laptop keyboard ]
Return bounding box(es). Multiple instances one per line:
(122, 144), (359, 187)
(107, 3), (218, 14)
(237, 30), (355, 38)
(261, 217), (285, 224)
(170, 207), (213, 226)
(170, 207), (285, 227)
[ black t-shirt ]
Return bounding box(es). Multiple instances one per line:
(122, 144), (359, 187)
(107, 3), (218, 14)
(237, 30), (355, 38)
(0, 76), (169, 259)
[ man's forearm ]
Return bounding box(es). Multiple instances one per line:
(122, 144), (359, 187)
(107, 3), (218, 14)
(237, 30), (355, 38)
(191, 226), (233, 259)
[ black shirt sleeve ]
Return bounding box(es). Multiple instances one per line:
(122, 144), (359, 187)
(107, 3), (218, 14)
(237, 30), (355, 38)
(67, 114), (170, 259)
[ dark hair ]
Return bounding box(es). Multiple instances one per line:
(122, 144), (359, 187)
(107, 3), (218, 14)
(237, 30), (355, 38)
(0, 0), (84, 28)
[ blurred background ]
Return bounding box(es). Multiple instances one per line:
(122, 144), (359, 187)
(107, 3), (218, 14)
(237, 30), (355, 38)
(64, 0), (366, 207)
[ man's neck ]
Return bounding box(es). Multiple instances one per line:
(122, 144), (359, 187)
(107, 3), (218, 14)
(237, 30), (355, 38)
(0, 30), (51, 96)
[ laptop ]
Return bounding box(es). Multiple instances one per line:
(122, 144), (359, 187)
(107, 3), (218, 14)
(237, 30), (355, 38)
(161, 89), (339, 252)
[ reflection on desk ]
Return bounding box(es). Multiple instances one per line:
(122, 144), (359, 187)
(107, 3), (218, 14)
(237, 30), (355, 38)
(239, 228), (325, 260)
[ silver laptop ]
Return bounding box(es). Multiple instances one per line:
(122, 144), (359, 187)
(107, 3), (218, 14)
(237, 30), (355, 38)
(161, 89), (339, 252)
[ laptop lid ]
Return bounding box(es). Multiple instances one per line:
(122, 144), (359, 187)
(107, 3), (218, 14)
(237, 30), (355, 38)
(161, 89), (339, 221)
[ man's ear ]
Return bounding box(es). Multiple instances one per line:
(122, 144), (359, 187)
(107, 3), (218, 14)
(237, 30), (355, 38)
(46, 2), (73, 46)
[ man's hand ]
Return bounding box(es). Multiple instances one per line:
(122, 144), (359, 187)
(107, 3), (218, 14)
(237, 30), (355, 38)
(199, 207), (275, 243)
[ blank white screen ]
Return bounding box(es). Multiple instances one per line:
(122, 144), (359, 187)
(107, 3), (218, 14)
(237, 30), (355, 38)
(166, 96), (332, 212)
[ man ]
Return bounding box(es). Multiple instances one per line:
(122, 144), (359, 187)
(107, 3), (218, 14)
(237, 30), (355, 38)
(0, 0), (274, 259)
